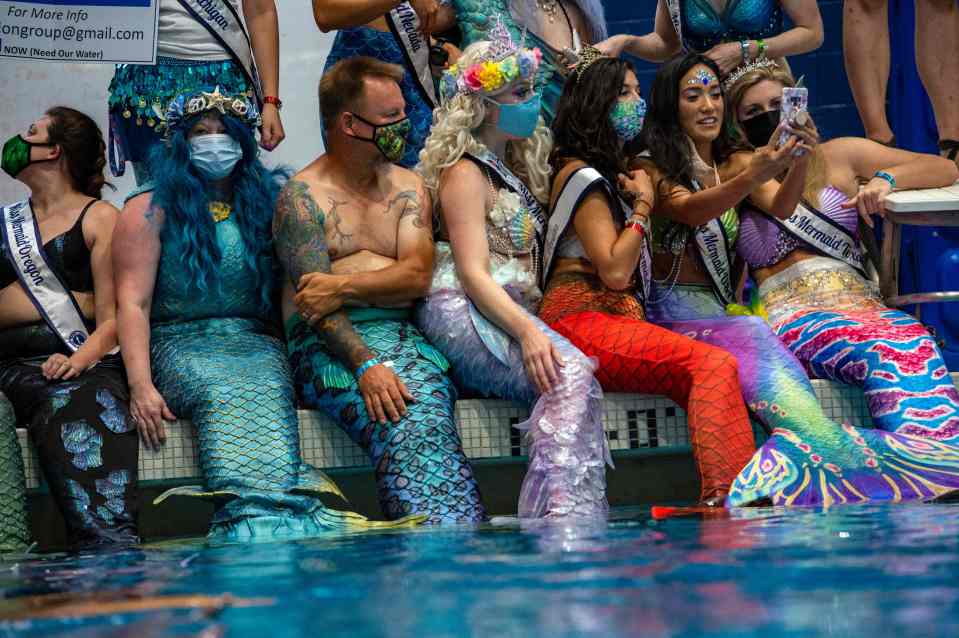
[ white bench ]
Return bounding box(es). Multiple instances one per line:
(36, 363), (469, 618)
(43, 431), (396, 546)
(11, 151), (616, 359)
(10, 374), (935, 490)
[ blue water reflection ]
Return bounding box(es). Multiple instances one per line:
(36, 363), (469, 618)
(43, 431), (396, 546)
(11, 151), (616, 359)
(3, 504), (959, 637)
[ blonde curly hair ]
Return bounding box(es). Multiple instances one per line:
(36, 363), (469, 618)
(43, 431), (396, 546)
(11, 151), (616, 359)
(416, 41), (553, 205)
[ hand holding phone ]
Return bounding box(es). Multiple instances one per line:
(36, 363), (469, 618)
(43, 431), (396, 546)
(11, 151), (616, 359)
(779, 87), (809, 149)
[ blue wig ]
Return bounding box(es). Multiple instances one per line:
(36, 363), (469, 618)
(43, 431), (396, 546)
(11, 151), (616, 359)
(147, 114), (289, 315)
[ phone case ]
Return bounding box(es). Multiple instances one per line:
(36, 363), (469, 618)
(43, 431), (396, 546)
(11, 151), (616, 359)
(779, 87), (809, 148)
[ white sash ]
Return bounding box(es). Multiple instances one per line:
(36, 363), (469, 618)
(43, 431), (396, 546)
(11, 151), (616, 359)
(543, 167), (652, 301)
(692, 217), (734, 304)
(1, 200), (90, 352)
(768, 199), (867, 277)
(665, 0), (685, 50)
(384, 2), (438, 108)
(177, 0), (262, 103)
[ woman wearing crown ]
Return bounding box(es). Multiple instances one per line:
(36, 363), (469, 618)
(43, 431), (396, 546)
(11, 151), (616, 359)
(415, 29), (609, 519)
(113, 88), (419, 539)
(639, 52), (959, 507)
(724, 59), (959, 441)
(538, 47), (758, 506)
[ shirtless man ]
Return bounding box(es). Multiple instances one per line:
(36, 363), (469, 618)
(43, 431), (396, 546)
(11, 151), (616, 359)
(274, 56), (486, 525)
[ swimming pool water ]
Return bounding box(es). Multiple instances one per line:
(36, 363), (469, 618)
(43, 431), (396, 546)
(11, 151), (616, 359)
(3, 503), (959, 637)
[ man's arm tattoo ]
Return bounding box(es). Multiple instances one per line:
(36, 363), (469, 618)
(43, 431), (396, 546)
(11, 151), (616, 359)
(389, 189), (427, 230)
(274, 180), (373, 370)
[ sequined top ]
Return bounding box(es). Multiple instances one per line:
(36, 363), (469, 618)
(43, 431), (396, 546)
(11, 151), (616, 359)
(681, 0), (783, 53)
(737, 186), (857, 268)
(151, 214), (267, 325)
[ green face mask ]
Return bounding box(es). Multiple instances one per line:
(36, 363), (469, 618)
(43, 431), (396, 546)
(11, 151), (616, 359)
(2, 134), (52, 179)
(348, 113), (411, 163)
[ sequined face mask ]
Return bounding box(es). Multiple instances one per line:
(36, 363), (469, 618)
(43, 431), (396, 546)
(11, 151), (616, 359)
(2, 134), (54, 179)
(348, 113), (411, 163)
(609, 97), (647, 143)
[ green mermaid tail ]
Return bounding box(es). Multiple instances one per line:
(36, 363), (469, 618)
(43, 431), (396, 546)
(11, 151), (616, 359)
(0, 395), (29, 552)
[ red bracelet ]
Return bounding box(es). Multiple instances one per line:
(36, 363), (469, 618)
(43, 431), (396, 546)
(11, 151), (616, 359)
(263, 95), (283, 110)
(625, 219), (645, 234)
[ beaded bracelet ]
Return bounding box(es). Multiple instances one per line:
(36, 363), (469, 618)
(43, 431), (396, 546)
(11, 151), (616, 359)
(873, 170), (897, 190)
(263, 95), (283, 110)
(740, 40), (751, 64)
(354, 358), (381, 380)
(756, 39), (767, 59)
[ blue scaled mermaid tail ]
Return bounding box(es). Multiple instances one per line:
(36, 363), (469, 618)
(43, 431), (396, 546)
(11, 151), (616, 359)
(151, 317), (424, 539)
(286, 308), (487, 525)
(647, 283), (959, 507)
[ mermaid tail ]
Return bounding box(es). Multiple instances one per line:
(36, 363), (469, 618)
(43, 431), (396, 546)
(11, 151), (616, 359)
(547, 310), (755, 502)
(152, 318), (407, 539)
(648, 283), (959, 506)
(287, 310), (487, 525)
(0, 394), (29, 552)
(417, 291), (609, 519)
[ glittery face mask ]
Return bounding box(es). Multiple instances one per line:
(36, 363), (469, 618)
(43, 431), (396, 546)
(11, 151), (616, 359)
(348, 113), (411, 163)
(609, 97), (647, 143)
(2, 134), (53, 179)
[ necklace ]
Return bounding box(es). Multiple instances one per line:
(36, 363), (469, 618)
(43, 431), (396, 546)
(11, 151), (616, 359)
(209, 201), (232, 222)
(538, 0), (559, 23)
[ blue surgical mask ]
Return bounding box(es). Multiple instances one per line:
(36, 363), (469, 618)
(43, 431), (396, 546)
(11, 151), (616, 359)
(189, 133), (243, 180)
(488, 93), (542, 139)
(609, 97), (646, 143)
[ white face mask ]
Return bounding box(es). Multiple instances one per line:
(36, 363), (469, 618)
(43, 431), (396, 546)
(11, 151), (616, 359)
(189, 133), (243, 180)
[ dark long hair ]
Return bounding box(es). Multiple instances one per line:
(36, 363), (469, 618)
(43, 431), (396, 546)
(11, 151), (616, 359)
(638, 53), (739, 194)
(147, 114), (289, 314)
(550, 57), (634, 203)
(45, 106), (112, 198)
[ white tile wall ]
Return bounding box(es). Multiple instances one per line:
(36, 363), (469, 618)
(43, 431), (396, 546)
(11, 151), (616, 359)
(9, 374), (959, 489)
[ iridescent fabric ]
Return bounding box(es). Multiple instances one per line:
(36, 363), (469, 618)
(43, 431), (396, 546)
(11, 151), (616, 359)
(107, 57), (251, 176)
(417, 289), (609, 518)
(0, 391), (30, 552)
(680, 0), (783, 53)
(150, 215), (415, 539)
(286, 309), (486, 525)
(646, 282), (959, 506)
(761, 258), (959, 442)
(321, 27), (433, 168)
(0, 323), (138, 549)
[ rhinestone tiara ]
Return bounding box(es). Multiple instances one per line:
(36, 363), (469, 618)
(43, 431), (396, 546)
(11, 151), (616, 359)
(723, 58), (780, 91)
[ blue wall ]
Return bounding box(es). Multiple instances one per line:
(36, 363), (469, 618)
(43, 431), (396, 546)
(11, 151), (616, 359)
(604, 0), (959, 368)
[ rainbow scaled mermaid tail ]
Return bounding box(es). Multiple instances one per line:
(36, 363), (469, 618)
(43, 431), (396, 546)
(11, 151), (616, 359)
(152, 318), (423, 540)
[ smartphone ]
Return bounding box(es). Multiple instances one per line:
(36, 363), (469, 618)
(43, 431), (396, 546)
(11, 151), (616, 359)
(779, 87), (809, 148)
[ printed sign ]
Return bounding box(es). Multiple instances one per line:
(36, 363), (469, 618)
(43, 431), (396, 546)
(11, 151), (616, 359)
(0, 0), (159, 63)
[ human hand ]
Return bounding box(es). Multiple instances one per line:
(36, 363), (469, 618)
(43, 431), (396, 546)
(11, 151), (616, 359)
(411, 0), (440, 36)
(840, 178), (892, 228)
(41, 353), (87, 381)
(130, 382), (175, 451)
(705, 41), (745, 76)
(618, 169), (654, 202)
(593, 34), (629, 59)
(259, 103), (285, 151)
(747, 123), (801, 183)
(787, 114), (819, 161)
(295, 272), (347, 325)
(358, 362), (414, 424)
(519, 324), (565, 394)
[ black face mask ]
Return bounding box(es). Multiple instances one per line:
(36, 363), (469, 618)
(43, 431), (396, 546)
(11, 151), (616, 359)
(740, 109), (781, 148)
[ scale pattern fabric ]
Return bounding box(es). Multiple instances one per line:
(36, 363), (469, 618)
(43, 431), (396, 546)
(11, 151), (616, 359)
(0, 324), (138, 549)
(0, 392), (30, 552)
(150, 216), (416, 539)
(108, 57), (250, 177)
(417, 290), (608, 519)
(763, 266), (959, 442)
(286, 312), (486, 525)
(680, 0), (783, 54)
(539, 274), (754, 502)
(647, 282), (959, 507)
(321, 27), (433, 168)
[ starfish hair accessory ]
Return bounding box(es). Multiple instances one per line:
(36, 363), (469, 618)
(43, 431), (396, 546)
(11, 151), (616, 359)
(156, 86), (261, 138)
(439, 17), (542, 102)
(573, 45), (610, 82)
(687, 67), (718, 87)
(723, 58), (780, 91)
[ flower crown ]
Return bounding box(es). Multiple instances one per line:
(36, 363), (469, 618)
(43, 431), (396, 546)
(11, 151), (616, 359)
(155, 86), (261, 138)
(440, 18), (542, 102)
(723, 58), (779, 91)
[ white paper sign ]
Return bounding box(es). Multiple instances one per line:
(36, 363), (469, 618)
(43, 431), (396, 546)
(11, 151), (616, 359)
(0, 0), (159, 64)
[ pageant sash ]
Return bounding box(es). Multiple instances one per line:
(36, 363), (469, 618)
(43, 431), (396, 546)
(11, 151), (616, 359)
(385, 2), (438, 108)
(542, 167), (652, 301)
(766, 197), (867, 277)
(177, 0), (262, 103)
(686, 179), (735, 304)
(1, 200), (89, 352)
(665, 0), (684, 49)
